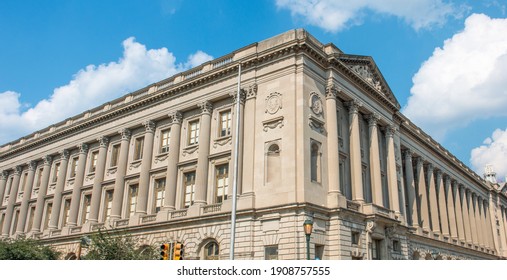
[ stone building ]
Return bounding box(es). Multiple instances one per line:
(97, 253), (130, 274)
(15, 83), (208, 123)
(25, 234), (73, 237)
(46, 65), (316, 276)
(1, 29), (507, 260)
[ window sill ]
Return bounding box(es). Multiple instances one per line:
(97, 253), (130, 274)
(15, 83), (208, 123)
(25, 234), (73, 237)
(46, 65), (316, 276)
(213, 135), (232, 148)
(182, 145), (199, 156)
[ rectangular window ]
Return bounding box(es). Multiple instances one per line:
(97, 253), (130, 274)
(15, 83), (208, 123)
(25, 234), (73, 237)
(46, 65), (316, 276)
(62, 199), (71, 227)
(219, 110), (232, 137)
(393, 240), (401, 252)
(215, 164), (229, 203)
(351, 231), (360, 245)
(183, 172), (196, 208)
(128, 184), (139, 217)
(81, 195), (91, 224)
(153, 178), (166, 213)
(6, 177), (13, 196)
(188, 120), (199, 145)
(134, 137), (144, 161)
(315, 245), (324, 260)
(110, 144), (120, 167)
(53, 163), (61, 183)
(371, 239), (382, 260)
(70, 157), (78, 178)
(44, 203), (53, 230)
(103, 190), (114, 222)
(36, 168), (43, 188)
(26, 205), (35, 232)
(21, 172), (28, 191)
(90, 151), (99, 173)
(264, 245), (278, 260)
(11, 209), (20, 235)
(160, 129), (171, 153)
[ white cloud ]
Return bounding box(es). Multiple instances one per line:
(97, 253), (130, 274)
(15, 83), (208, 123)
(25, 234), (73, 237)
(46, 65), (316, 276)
(471, 128), (507, 181)
(403, 14), (507, 139)
(184, 50), (214, 69)
(0, 38), (212, 145)
(275, 0), (464, 32)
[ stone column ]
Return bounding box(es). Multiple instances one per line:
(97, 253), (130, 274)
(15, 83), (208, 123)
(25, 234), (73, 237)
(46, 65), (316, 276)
(345, 100), (363, 202)
(32, 156), (52, 232)
(1, 166), (22, 237)
(49, 150), (70, 229)
(241, 84), (257, 196)
(489, 194), (500, 253)
(386, 126), (400, 215)
(325, 83), (341, 207)
(368, 114), (383, 207)
(415, 158), (430, 233)
(478, 198), (490, 250)
(502, 207), (507, 255)
(68, 143), (89, 226)
(426, 164), (440, 235)
(485, 201), (495, 251)
(136, 121), (156, 215)
(88, 136), (109, 223)
(229, 89), (245, 197)
(467, 191), (479, 246)
(0, 171), (9, 208)
(194, 101), (213, 206)
(110, 129), (131, 220)
(16, 161), (37, 234)
(460, 186), (473, 245)
(163, 112), (182, 210)
(473, 193), (484, 248)
(444, 175), (458, 241)
(452, 181), (466, 243)
(434, 171), (449, 238)
(403, 150), (418, 227)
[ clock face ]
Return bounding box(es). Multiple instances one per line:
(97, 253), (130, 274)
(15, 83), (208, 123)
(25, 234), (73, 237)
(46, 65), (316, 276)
(311, 94), (323, 115)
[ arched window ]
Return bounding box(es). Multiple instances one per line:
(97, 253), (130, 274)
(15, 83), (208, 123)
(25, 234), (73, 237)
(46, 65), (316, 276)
(310, 141), (321, 183)
(204, 241), (220, 260)
(65, 253), (77, 260)
(266, 143), (281, 184)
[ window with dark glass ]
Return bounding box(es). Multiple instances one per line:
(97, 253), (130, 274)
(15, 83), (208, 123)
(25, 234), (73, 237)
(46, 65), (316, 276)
(153, 178), (166, 213)
(184, 172), (196, 208)
(215, 164), (229, 203)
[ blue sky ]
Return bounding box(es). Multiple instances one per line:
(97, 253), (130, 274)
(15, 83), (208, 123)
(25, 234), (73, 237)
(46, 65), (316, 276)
(1, 0), (507, 180)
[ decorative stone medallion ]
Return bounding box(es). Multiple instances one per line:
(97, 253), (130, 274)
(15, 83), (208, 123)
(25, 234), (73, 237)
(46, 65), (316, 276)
(309, 92), (323, 115)
(265, 92), (282, 114)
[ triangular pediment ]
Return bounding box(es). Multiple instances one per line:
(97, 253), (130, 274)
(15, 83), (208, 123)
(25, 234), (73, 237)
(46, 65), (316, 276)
(338, 54), (401, 109)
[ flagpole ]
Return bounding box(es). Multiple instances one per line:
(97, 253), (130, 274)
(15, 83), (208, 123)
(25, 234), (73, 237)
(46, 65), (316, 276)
(229, 63), (241, 260)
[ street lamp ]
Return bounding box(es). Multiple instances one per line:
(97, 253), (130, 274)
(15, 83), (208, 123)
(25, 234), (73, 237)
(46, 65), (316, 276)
(303, 219), (313, 260)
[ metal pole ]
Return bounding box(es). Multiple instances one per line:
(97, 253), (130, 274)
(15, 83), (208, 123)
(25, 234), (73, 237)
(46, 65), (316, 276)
(306, 234), (311, 260)
(229, 63), (241, 260)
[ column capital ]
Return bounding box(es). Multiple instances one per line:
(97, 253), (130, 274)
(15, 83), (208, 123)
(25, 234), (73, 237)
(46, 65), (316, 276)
(230, 89), (246, 105)
(426, 163), (434, 173)
(325, 83), (338, 100)
(97, 136), (110, 148)
(435, 169), (442, 178)
(14, 165), (23, 175)
(246, 83), (258, 100)
(444, 174), (451, 185)
(59, 149), (70, 160)
(0, 170), (8, 180)
(345, 99), (362, 115)
(386, 125), (397, 138)
(198, 100), (213, 115)
(403, 149), (413, 160)
(168, 111), (183, 125)
(415, 156), (425, 168)
(77, 143), (89, 154)
(143, 121), (156, 133)
(367, 113), (380, 127)
(27, 161), (37, 171)
(42, 155), (53, 166)
(119, 128), (132, 140)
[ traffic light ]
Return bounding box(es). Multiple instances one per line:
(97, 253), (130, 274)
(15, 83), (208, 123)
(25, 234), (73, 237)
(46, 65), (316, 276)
(160, 243), (169, 260)
(173, 242), (183, 260)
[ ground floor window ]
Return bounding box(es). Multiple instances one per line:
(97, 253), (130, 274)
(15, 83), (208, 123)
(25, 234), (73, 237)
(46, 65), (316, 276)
(371, 239), (382, 260)
(204, 241), (219, 260)
(265, 245), (278, 260)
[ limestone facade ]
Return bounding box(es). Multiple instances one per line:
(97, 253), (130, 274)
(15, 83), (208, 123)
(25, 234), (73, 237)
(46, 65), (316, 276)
(1, 29), (506, 260)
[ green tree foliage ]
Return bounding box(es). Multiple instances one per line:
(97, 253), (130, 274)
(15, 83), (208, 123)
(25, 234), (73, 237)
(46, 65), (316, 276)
(0, 238), (61, 260)
(81, 229), (158, 260)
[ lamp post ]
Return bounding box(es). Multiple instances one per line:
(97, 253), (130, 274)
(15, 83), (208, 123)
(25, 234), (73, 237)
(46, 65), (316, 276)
(303, 219), (313, 260)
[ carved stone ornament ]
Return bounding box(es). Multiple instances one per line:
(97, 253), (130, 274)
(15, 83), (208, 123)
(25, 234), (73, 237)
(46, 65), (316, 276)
(154, 154), (169, 164)
(366, 220), (376, 233)
(97, 136), (110, 148)
(350, 64), (383, 92)
(168, 111), (183, 125)
(265, 92), (282, 114)
(1, 170), (8, 180)
(213, 136), (232, 148)
(129, 161), (142, 170)
(198, 100), (213, 115)
(144, 120), (156, 133)
(308, 115), (325, 134)
(78, 143), (89, 154)
(309, 92), (323, 116)
(182, 145), (199, 157)
(247, 83), (258, 99)
(262, 116), (284, 132)
(119, 129), (132, 140)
